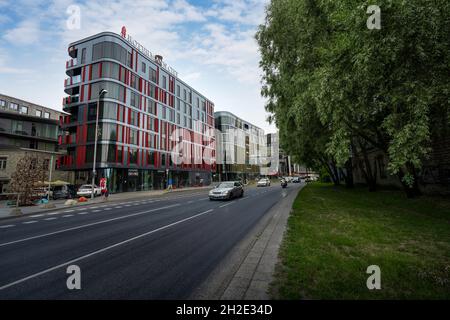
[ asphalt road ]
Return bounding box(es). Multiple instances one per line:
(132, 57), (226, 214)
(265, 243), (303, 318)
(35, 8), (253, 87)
(0, 183), (301, 299)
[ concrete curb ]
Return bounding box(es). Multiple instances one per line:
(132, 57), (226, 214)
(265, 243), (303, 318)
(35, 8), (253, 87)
(191, 184), (303, 300)
(0, 186), (213, 221)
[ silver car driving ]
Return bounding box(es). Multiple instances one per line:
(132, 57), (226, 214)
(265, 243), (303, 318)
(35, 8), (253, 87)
(209, 181), (244, 200)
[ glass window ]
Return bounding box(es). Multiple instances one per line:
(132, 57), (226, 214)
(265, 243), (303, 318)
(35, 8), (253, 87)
(81, 48), (86, 64)
(130, 109), (138, 126)
(101, 123), (117, 141)
(130, 91), (139, 108)
(147, 99), (157, 115)
(176, 85), (180, 97)
(129, 148), (138, 164)
(0, 100), (6, 109)
(0, 157), (7, 170)
(92, 43), (103, 61)
(20, 106), (28, 114)
(117, 145), (123, 163)
(147, 151), (155, 166)
(149, 84), (156, 99)
(107, 144), (116, 162)
(130, 129), (138, 145)
(92, 62), (100, 79)
(100, 102), (118, 120)
(92, 41), (130, 67)
(142, 62), (146, 73)
(162, 75), (167, 89)
(44, 112), (50, 119)
(10, 102), (19, 111)
(150, 68), (157, 83)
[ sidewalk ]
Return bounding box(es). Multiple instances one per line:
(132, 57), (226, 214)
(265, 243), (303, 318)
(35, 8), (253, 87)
(0, 186), (212, 220)
(191, 184), (302, 300)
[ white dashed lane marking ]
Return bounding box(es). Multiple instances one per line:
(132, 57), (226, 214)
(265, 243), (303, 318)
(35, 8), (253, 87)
(62, 215), (74, 218)
(23, 221), (38, 224)
(0, 225), (15, 229)
(44, 217), (57, 221)
(30, 214), (44, 218)
(77, 212), (89, 215)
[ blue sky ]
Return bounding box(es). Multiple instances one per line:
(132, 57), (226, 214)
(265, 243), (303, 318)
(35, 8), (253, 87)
(0, 0), (275, 133)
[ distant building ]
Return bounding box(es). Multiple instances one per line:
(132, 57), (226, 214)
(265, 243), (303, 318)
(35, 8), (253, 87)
(261, 132), (279, 176)
(214, 111), (266, 181)
(0, 93), (69, 193)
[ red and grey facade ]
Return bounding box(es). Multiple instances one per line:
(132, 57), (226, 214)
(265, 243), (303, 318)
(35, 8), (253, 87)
(59, 31), (215, 192)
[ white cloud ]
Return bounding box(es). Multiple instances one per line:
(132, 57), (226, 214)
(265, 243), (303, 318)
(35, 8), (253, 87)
(0, 0), (275, 132)
(3, 19), (42, 45)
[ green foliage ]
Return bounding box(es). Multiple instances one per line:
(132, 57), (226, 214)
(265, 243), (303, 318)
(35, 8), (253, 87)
(256, 0), (450, 190)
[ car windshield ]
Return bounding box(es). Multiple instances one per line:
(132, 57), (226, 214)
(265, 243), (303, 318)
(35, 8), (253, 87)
(217, 182), (234, 189)
(80, 185), (92, 189)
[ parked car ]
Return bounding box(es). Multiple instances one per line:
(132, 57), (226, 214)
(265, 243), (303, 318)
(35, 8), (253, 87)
(53, 185), (77, 200)
(209, 181), (244, 200)
(77, 184), (102, 197)
(281, 179), (287, 188)
(257, 178), (271, 187)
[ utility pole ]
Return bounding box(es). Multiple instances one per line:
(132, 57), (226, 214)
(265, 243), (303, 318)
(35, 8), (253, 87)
(91, 89), (108, 199)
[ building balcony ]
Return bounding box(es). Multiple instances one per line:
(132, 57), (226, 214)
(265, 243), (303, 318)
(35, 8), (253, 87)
(64, 75), (81, 95)
(66, 58), (77, 69)
(59, 133), (77, 147)
(66, 58), (81, 77)
(62, 95), (80, 111)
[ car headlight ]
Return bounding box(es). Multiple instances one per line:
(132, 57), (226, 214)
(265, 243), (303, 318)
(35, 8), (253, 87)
(221, 190), (229, 195)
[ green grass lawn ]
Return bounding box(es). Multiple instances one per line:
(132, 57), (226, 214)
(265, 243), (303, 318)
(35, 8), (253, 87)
(271, 183), (450, 299)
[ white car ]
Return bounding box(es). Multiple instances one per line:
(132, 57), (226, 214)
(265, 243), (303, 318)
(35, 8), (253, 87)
(77, 184), (102, 197)
(257, 178), (271, 187)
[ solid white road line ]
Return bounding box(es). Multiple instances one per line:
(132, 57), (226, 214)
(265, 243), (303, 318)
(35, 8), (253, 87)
(0, 204), (181, 248)
(0, 208), (214, 291)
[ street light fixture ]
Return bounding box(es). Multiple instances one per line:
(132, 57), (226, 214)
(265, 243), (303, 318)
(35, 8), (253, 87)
(91, 89), (108, 199)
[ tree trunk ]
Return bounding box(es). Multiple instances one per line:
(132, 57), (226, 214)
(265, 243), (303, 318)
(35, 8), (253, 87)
(343, 158), (354, 188)
(358, 141), (377, 192)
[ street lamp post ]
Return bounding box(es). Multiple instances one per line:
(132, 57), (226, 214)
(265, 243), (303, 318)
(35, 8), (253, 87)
(91, 89), (108, 200)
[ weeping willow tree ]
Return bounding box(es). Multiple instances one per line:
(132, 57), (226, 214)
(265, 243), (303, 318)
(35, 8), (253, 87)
(256, 0), (450, 197)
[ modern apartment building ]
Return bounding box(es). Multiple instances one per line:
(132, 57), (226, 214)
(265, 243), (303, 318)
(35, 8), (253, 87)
(59, 30), (215, 192)
(0, 93), (69, 193)
(214, 111), (266, 182)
